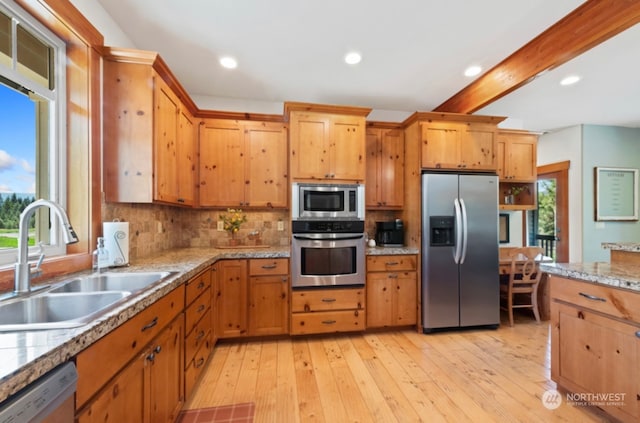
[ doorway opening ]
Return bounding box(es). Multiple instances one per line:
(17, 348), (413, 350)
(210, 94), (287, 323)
(528, 161), (570, 262)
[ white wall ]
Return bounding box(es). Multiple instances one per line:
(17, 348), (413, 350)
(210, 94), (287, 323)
(68, 0), (135, 47)
(537, 125), (583, 262)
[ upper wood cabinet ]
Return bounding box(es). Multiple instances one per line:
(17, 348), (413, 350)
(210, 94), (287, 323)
(366, 125), (404, 209)
(199, 119), (288, 208)
(286, 102), (371, 182)
(103, 47), (197, 206)
(420, 121), (497, 171)
(402, 112), (504, 172)
(496, 130), (538, 182)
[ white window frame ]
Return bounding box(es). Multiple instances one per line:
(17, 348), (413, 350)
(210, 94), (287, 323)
(0, 0), (67, 267)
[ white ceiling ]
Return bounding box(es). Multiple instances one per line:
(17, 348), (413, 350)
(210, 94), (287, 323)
(95, 0), (640, 133)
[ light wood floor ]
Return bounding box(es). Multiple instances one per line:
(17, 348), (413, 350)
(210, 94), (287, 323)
(185, 315), (609, 422)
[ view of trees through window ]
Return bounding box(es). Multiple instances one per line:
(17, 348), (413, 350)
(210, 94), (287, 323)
(536, 178), (557, 259)
(0, 83), (37, 249)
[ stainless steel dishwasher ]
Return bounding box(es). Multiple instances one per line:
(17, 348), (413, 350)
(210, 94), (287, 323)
(0, 362), (77, 422)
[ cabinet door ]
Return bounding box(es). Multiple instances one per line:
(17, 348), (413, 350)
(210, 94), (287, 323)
(290, 112), (330, 179)
(216, 260), (248, 338)
(379, 129), (404, 207)
(394, 271), (417, 325)
(148, 317), (184, 423)
(366, 273), (393, 328)
(76, 351), (147, 423)
(176, 108), (196, 205)
(249, 274), (289, 335)
(506, 134), (537, 182)
(556, 303), (639, 421)
(199, 120), (245, 207)
(460, 123), (496, 171)
(421, 122), (462, 169)
(330, 115), (366, 181)
(365, 128), (381, 207)
(496, 136), (507, 179)
(154, 77), (180, 203)
(245, 122), (288, 208)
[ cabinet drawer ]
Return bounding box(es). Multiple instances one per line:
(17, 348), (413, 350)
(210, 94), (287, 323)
(76, 286), (185, 408)
(550, 276), (640, 322)
(186, 269), (211, 306)
(291, 310), (365, 335)
(185, 308), (211, 365)
(249, 258), (288, 276)
(367, 255), (416, 272)
(291, 288), (364, 312)
(185, 287), (211, 335)
(185, 333), (212, 399)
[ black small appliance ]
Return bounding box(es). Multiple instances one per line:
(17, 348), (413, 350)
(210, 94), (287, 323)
(375, 219), (404, 247)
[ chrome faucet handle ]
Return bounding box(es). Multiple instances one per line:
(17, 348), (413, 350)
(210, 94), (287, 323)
(29, 243), (45, 277)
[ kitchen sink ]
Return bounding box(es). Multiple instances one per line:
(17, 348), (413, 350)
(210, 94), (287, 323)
(48, 271), (172, 294)
(0, 271), (175, 332)
(0, 291), (130, 331)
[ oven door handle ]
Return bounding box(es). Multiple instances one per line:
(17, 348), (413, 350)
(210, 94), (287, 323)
(293, 234), (364, 241)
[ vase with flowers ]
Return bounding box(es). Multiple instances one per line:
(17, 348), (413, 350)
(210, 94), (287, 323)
(219, 208), (247, 246)
(505, 185), (528, 205)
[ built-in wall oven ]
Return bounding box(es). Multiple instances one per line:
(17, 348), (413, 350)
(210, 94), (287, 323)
(291, 219), (366, 288)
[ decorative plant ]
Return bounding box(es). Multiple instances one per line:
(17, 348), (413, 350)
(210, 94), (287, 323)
(507, 185), (528, 196)
(219, 208), (247, 238)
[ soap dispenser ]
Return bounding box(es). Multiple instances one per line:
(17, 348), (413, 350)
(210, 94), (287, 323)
(92, 237), (109, 273)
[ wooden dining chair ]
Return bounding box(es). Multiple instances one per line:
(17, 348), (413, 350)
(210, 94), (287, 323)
(500, 246), (544, 327)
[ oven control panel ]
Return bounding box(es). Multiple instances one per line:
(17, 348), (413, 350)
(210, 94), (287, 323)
(292, 220), (365, 234)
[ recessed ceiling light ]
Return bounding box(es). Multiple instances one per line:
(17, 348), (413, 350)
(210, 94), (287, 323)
(344, 52), (362, 65)
(560, 75), (581, 86)
(464, 65), (482, 77)
(220, 56), (238, 69)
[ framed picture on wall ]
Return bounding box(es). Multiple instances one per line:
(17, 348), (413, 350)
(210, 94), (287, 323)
(499, 214), (509, 243)
(595, 167), (639, 221)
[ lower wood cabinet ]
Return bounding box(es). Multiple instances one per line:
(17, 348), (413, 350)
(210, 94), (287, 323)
(76, 314), (184, 423)
(366, 255), (417, 328)
(550, 275), (640, 423)
(215, 258), (289, 338)
(290, 287), (365, 335)
(184, 267), (213, 399)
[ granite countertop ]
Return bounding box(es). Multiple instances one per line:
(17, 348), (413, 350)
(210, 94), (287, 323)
(541, 261), (640, 292)
(366, 246), (419, 255)
(601, 242), (640, 252)
(0, 246), (288, 404)
(0, 244), (417, 404)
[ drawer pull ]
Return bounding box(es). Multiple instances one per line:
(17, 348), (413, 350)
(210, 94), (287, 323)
(197, 281), (205, 289)
(194, 357), (205, 368)
(261, 264), (277, 269)
(385, 261), (399, 266)
(196, 330), (206, 341)
(579, 292), (606, 302)
(321, 298), (336, 303)
(388, 274), (398, 279)
(636, 331), (640, 339)
(321, 320), (337, 325)
(141, 317), (158, 332)
(197, 304), (206, 313)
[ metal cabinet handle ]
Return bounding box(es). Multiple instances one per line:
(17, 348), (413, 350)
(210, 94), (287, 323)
(154, 345), (161, 354)
(261, 264), (277, 269)
(322, 320), (336, 325)
(579, 292), (606, 302)
(321, 298), (336, 303)
(196, 330), (206, 341)
(388, 274), (398, 279)
(194, 357), (205, 368)
(141, 317), (158, 332)
(197, 281), (205, 289)
(636, 331), (640, 339)
(197, 304), (206, 313)
(385, 261), (399, 266)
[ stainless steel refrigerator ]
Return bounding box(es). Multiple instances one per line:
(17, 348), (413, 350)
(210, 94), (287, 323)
(421, 172), (499, 332)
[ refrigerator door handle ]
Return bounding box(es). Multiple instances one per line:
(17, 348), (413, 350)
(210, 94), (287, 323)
(460, 198), (468, 264)
(453, 198), (463, 264)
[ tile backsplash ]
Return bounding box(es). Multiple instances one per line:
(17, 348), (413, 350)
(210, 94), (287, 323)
(102, 203), (290, 261)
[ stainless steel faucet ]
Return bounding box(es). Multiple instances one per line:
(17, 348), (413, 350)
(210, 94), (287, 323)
(14, 199), (79, 294)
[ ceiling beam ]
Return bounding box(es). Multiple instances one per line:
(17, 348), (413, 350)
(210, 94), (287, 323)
(434, 0), (640, 114)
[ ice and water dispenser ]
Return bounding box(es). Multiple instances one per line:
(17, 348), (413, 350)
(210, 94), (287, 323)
(429, 216), (455, 246)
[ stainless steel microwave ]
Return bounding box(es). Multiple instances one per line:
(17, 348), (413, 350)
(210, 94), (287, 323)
(292, 183), (365, 220)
